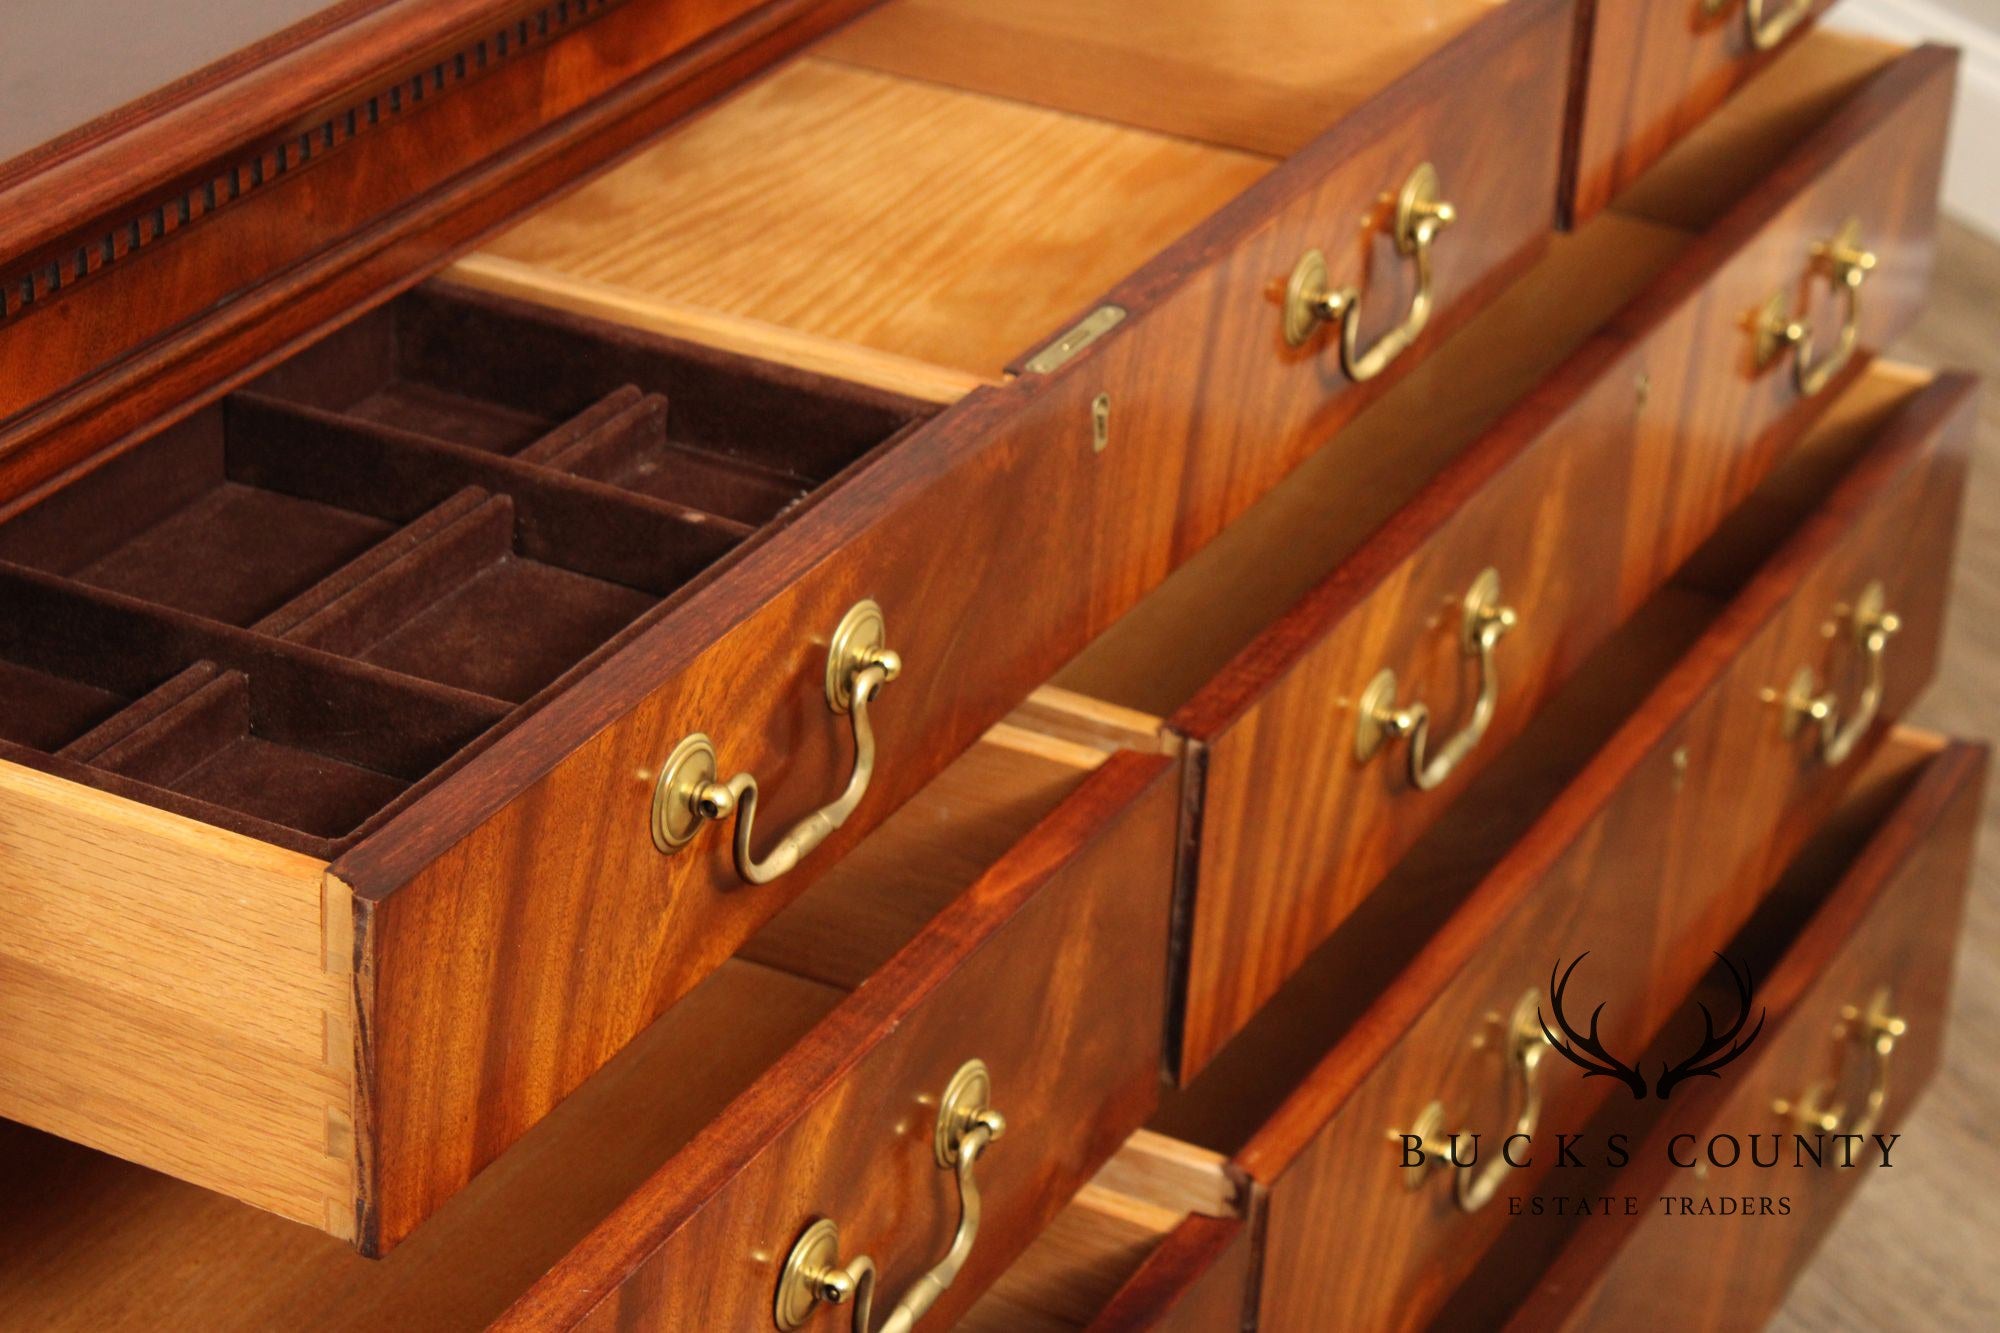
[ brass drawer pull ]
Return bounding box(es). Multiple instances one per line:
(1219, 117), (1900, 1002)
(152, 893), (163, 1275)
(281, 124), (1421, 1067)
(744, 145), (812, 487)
(1356, 567), (1516, 791)
(1401, 991), (1548, 1213)
(776, 1061), (1006, 1332)
(1775, 987), (1905, 1140)
(1779, 579), (1898, 766)
(653, 599), (900, 884)
(1283, 161), (1456, 381)
(1754, 218), (1877, 397)
(1705, 0), (1815, 52)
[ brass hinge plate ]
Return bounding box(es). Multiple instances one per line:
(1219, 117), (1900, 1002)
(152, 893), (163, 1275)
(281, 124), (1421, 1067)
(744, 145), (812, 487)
(1022, 304), (1127, 374)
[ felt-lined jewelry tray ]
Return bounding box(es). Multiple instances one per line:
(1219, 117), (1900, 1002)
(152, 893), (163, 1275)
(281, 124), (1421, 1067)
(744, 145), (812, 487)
(0, 284), (931, 856)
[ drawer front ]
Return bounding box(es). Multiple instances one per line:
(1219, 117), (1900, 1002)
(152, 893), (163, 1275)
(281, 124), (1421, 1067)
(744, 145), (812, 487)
(1069, 0), (1570, 549)
(493, 752), (1177, 1331)
(1568, 0), (1838, 224)
(1086, 1214), (1257, 1333)
(1167, 46), (1954, 1081)
(1507, 736), (1986, 1330)
(336, 0), (1572, 1248)
(1232, 372), (1972, 1332)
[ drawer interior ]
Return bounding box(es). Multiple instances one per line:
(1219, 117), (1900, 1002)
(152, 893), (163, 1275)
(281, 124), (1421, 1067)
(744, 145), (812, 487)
(0, 715), (1123, 1326)
(960, 1132), (1243, 1332)
(0, 284), (934, 855)
(460, 1), (1549, 383)
(1052, 25), (1910, 722)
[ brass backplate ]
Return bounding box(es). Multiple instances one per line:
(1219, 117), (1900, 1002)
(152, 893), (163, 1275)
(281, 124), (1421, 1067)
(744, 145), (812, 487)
(1752, 289), (1792, 368)
(1399, 1100), (1445, 1190)
(1458, 566), (1504, 652)
(1852, 578), (1886, 639)
(1354, 667), (1401, 762)
(1282, 248), (1331, 347)
(935, 1059), (993, 1168)
(825, 598), (888, 714)
(1392, 161), (1442, 257)
(1023, 304), (1127, 374)
(651, 732), (717, 853)
(775, 1217), (842, 1330)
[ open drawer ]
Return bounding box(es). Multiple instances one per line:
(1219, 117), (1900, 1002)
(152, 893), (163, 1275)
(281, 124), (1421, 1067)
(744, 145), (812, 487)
(0, 0), (1574, 1253)
(1123, 362), (1974, 1331)
(1566, 0), (1842, 224)
(1028, 29), (1955, 1080)
(486, 357), (1967, 1331)
(6, 364), (1956, 1330)
(0, 715), (1177, 1328)
(960, 1134), (1257, 1333)
(1481, 729), (1987, 1329)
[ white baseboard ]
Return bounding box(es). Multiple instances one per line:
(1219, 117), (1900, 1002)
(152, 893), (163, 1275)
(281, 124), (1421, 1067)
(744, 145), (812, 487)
(1831, 0), (2000, 240)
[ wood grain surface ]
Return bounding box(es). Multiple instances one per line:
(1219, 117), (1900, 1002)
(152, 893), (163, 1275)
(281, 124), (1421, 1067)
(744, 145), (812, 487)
(1774, 222), (2000, 1333)
(0, 0), (884, 504)
(1083, 1211), (1258, 1332)
(1502, 736), (1986, 1330)
(0, 761), (354, 1236)
(0, 959), (842, 1330)
(1568, 0), (1840, 224)
(1235, 372), (1973, 1331)
(1165, 42), (1954, 1081)
(491, 751), (1177, 1329)
(481, 57), (1276, 376)
(340, 0), (1571, 1250)
(817, 0), (1500, 157)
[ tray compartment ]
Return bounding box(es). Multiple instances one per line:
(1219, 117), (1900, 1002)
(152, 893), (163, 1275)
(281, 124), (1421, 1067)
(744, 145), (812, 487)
(79, 666), (411, 840)
(244, 284), (922, 521)
(257, 483), (657, 704)
(0, 413), (394, 627)
(0, 563), (511, 849)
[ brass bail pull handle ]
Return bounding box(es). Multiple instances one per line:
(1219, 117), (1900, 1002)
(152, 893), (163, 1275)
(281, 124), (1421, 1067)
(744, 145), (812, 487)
(1775, 988), (1904, 1141)
(1780, 579), (1898, 767)
(1401, 991), (1548, 1214)
(1356, 567), (1516, 791)
(776, 1061), (1006, 1332)
(653, 599), (900, 884)
(1706, 0), (1815, 51)
(1283, 161), (1456, 381)
(1755, 219), (1876, 397)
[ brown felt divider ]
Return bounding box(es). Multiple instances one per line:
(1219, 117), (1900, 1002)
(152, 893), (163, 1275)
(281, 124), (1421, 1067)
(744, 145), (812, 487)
(0, 411), (396, 626)
(524, 384), (814, 525)
(265, 485), (658, 703)
(225, 393), (751, 594)
(0, 563), (507, 780)
(58, 661), (224, 763)
(247, 282), (931, 482)
(255, 489), (497, 641)
(82, 667), (412, 841)
(0, 733), (359, 858)
(0, 276), (934, 851)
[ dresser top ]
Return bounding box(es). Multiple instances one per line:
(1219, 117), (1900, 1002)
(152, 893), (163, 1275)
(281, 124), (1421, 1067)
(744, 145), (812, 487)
(0, 0), (355, 172)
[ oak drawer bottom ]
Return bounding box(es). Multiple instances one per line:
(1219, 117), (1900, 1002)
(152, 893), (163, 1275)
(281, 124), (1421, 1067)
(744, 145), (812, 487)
(960, 1133), (1255, 1333)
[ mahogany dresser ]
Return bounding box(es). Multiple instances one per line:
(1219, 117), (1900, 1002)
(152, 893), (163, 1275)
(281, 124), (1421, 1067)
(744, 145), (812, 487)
(0, 1), (1982, 1328)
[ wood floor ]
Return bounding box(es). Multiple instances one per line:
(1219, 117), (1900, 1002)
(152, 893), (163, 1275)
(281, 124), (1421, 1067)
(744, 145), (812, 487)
(1773, 220), (2000, 1331)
